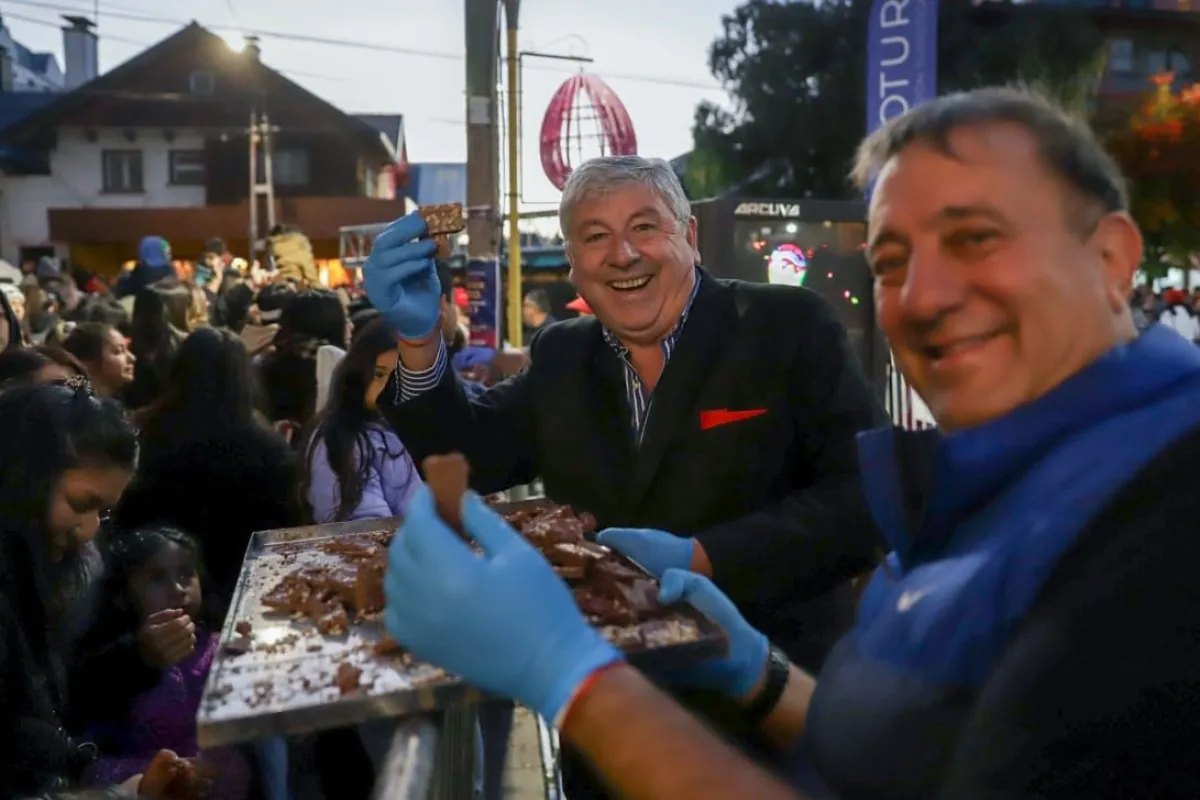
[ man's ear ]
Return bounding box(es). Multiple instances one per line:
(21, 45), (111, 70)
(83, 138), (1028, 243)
(686, 216), (700, 264)
(1092, 212), (1143, 313)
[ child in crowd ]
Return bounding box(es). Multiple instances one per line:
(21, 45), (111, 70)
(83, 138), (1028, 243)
(300, 316), (419, 522)
(82, 526), (252, 799)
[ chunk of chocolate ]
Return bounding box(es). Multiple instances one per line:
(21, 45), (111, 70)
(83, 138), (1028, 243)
(374, 635), (403, 656)
(521, 517), (585, 547)
(223, 634), (252, 656)
(418, 203), (465, 236)
(423, 453), (470, 532)
(417, 203), (465, 258)
(354, 554), (386, 616)
(573, 587), (638, 626)
(336, 662), (363, 694)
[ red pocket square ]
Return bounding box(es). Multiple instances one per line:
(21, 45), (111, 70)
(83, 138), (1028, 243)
(700, 408), (768, 430)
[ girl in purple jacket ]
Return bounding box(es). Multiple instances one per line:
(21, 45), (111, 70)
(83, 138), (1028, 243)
(83, 526), (252, 798)
(300, 317), (420, 523)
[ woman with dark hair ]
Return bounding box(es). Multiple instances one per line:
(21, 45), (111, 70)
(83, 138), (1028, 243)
(122, 279), (190, 410)
(0, 283), (26, 350)
(69, 294), (131, 337)
(259, 288), (351, 431)
(61, 322), (136, 399)
(0, 345), (87, 387)
(0, 383), (145, 796)
(300, 317), (419, 522)
(116, 327), (298, 612)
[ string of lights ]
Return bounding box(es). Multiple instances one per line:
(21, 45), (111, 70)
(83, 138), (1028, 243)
(5, 0), (723, 91)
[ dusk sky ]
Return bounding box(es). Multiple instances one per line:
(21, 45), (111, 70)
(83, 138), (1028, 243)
(8, 0), (741, 213)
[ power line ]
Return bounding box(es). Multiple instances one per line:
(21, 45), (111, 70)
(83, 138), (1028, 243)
(5, 0), (722, 90)
(4, 11), (348, 86)
(3, 10), (145, 49)
(3, 10), (469, 130)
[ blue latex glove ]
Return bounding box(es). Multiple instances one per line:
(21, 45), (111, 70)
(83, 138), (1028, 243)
(361, 212), (442, 339)
(384, 486), (623, 722)
(595, 528), (695, 579)
(655, 569), (770, 699)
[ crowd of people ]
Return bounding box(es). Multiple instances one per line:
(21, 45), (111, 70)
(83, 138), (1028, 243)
(2, 84), (1200, 800)
(0, 231), (530, 799)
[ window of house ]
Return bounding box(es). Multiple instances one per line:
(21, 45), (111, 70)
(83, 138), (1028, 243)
(271, 148), (310, 187)
(1109, 38), (1134, 74)
(1145, 48), (1191, 79)
(1168, 50), (1191, 79)
(168, 150), (205, 185)
(1147, 48), (1168, 75)
(188, 70), (215, 94)
(101, 150), (143, 193)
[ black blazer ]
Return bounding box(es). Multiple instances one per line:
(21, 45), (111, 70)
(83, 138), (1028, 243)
(380, 274), (887, 668)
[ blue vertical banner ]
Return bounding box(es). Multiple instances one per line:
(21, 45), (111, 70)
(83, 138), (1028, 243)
(866, 0), (939, 135)
(465, 257), (500, 349)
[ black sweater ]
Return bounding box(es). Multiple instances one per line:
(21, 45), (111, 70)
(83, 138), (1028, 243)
(114, 420), (299, 615)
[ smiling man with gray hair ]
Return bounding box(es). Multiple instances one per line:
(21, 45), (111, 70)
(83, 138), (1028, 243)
(362, 154), (885, 796)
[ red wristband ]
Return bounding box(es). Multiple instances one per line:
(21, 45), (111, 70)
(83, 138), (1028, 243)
(554, 660), (625, 732)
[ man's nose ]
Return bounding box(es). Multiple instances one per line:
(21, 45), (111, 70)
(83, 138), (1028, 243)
(898, 249), (967, 322)
(608, 234), (639, 266)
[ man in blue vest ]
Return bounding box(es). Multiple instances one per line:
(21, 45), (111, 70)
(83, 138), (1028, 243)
(381, 87), (1200, 798)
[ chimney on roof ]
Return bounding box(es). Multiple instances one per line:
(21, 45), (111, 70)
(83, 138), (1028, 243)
(62, 15), (98, 90)
(244, 35), (261, 62)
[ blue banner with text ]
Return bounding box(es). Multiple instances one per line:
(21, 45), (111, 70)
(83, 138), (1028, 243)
(866, 0), (938, 135)
(465, 258), (500, 349)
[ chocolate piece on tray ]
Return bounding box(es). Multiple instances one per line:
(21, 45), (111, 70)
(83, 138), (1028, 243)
(417, 203), (465, 258)
(354, 554), (387, 616)
(336, 662), (363, 694)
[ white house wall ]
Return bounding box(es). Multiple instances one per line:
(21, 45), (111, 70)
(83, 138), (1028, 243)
(1, 126), (207, 263)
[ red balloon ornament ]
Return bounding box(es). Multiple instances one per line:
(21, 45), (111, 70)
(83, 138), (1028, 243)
(539, 74), (638, 191)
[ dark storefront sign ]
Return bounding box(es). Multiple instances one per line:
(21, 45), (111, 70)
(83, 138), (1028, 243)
(466, 257), (501, 348)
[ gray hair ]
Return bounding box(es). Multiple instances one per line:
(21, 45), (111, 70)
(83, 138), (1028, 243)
(559, 155), (691, 239)
(851, 86), (1128, 231)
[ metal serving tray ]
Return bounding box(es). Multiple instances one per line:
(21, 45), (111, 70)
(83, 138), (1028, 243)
(197, 508), (727, 749)
(196, 518), (472, 749)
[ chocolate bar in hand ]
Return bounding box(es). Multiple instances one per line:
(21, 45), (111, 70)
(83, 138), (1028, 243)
(422, 453), (470, 533)
(417, 203), (465, 259)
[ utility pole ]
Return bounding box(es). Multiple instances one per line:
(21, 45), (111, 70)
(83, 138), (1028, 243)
(247, 109), (277, 265)
(503, 0), (523, 346)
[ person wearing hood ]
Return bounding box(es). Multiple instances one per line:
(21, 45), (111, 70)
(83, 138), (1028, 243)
(115, 237), (175, 301)
(1158, 287), (1199, 343)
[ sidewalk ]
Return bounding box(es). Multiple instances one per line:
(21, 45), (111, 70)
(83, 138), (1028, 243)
(504, 706), (549, 799)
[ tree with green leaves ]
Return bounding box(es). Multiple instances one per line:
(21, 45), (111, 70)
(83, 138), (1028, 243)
(688, 0), (1107, 199)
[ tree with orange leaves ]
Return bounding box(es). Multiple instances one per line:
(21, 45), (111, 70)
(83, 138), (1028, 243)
(1104, 72), (1200, 276)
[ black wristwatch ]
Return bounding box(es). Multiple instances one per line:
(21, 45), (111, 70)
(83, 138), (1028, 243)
(743, 645), (791, 727)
